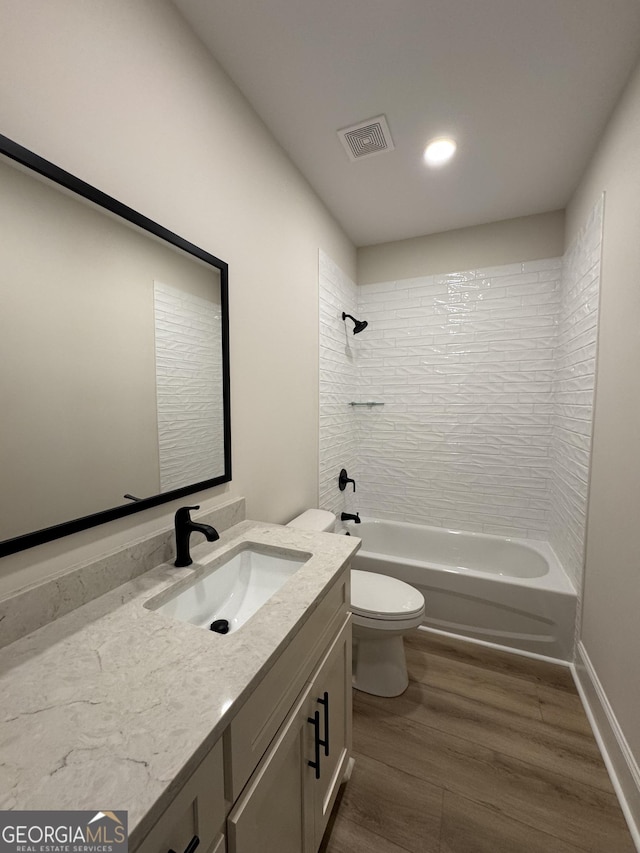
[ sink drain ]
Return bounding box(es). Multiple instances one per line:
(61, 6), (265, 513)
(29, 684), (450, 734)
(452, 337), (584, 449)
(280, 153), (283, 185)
(210, 618), (230, 634)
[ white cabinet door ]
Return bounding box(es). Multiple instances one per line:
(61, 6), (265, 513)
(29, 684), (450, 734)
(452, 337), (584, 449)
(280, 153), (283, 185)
(227, 614), (352, 853)
(135, 740), (226, 853)
(308, 617), (352, 847)
(225, 577), (348, 802)
(227, 685), (315, 853)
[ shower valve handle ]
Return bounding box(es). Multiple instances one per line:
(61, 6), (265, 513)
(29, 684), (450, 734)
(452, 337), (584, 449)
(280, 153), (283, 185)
(338, 468), (356, 492)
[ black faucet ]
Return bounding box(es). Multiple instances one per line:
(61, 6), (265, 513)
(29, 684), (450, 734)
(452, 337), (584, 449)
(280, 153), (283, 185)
(174, 505), (219, 567)
(341, 512), (360, 524)
(338, 468), (356, 492)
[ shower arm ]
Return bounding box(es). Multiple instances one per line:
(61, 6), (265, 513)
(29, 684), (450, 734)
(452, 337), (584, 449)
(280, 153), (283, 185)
(342, 312), (368, 334)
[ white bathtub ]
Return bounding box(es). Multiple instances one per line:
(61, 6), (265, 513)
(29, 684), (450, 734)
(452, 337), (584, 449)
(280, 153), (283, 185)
(345, 517), (577, 661)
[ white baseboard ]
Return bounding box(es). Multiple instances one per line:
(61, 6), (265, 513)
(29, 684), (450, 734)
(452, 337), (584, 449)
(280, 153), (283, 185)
(572, 641), (640, 851)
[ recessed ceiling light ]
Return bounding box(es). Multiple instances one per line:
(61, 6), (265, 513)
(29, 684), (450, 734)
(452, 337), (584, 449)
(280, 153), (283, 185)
(423, 137), (457, 167)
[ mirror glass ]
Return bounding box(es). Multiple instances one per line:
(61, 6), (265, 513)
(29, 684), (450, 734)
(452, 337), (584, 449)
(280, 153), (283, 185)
(0, 134), (231, 557)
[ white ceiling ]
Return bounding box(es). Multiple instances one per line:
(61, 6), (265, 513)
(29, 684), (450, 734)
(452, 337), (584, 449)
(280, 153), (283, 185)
(173, 0), (640, 247)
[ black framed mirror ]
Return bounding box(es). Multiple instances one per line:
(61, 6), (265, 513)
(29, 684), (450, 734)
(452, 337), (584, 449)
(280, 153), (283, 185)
(0, 133), (231, 558)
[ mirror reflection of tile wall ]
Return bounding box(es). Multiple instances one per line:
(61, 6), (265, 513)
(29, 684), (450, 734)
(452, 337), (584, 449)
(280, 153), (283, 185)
(154, 280), (224, 491)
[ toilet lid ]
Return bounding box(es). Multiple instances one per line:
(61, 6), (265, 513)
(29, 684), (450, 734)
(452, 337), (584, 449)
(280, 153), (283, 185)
(351, 570), (425, 620)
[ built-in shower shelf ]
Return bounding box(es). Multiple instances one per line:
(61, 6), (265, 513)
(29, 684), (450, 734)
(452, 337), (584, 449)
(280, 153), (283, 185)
(349, 401), (384, 407)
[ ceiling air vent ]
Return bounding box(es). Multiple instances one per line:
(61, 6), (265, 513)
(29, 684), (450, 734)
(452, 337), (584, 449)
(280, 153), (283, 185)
(338, 115), (394, 162)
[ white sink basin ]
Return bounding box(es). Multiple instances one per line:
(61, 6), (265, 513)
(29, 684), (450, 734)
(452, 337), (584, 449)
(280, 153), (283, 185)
(151, 545), (310, 634)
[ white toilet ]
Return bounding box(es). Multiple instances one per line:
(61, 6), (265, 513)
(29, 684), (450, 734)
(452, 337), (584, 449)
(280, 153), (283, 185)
(287, 509), (425, 697)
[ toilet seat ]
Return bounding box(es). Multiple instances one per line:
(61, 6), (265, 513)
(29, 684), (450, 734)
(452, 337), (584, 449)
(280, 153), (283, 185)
(351, 569), (425, 621)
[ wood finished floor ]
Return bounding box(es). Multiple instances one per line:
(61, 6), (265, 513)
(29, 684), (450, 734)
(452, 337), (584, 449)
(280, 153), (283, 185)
(321, 631), (636, 853)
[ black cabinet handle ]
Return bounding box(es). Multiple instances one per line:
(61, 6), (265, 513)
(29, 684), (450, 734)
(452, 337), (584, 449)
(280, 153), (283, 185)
(307, 710), (321, 780)
(318, 692), (329, 757)
(169, 836), (199, 853)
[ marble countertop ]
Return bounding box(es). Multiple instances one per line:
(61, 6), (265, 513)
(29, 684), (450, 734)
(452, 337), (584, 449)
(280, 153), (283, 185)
(0, 521), (359, 846)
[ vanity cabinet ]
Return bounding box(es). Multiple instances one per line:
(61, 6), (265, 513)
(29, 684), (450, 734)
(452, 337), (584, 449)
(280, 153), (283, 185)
(134, 567), (351, 853)
(227, 617), (351, 853)
(135, 739), (227, 853)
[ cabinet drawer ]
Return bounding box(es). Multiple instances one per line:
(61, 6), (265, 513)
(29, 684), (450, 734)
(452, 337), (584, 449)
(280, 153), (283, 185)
(135, 739), (226, 853)
(225, 569), (349, 801)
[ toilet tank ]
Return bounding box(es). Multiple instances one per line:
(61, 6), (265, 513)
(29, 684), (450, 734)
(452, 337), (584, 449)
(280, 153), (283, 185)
(287, 509), (336, 533)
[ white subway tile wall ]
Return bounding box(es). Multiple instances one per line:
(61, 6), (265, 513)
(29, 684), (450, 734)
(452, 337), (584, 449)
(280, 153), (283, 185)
(354, 259), (563, 538)
(319, 199), (601, 600)
(549, 196), (603, 592)
(318, 251), (359, 518)
(154, 280), (224, 491)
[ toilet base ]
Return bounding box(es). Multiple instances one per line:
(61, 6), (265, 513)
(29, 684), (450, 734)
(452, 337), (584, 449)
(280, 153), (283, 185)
(352, 631), (409, 697)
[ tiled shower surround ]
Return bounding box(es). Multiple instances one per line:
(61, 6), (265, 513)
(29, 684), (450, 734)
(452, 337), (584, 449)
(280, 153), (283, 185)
(355, 258), (562, 541)
(549, 199), (603, 588)
(319, 253), (360, 520)
(319, 198), (602, 591)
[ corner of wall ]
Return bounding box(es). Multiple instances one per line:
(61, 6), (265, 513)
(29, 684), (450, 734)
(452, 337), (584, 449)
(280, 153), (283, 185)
(573, 642), (640, 850)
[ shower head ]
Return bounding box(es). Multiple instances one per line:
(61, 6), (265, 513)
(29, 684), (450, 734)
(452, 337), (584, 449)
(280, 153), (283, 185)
(342, 312), (368, 334)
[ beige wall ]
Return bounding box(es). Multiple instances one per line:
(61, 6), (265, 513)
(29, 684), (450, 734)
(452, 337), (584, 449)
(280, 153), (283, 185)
(0, 0), (355, 591)
(357, 210), (565, 284)
(567, 57), (640, 764)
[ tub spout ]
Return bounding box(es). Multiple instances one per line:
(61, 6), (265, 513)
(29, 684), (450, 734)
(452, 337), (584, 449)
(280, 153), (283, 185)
(341, 512), (360, 523)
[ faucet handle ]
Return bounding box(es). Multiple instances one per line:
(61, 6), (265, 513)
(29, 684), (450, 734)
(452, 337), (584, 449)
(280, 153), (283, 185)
(338, 469), (356, 492)
(175, 505), (200, 523)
